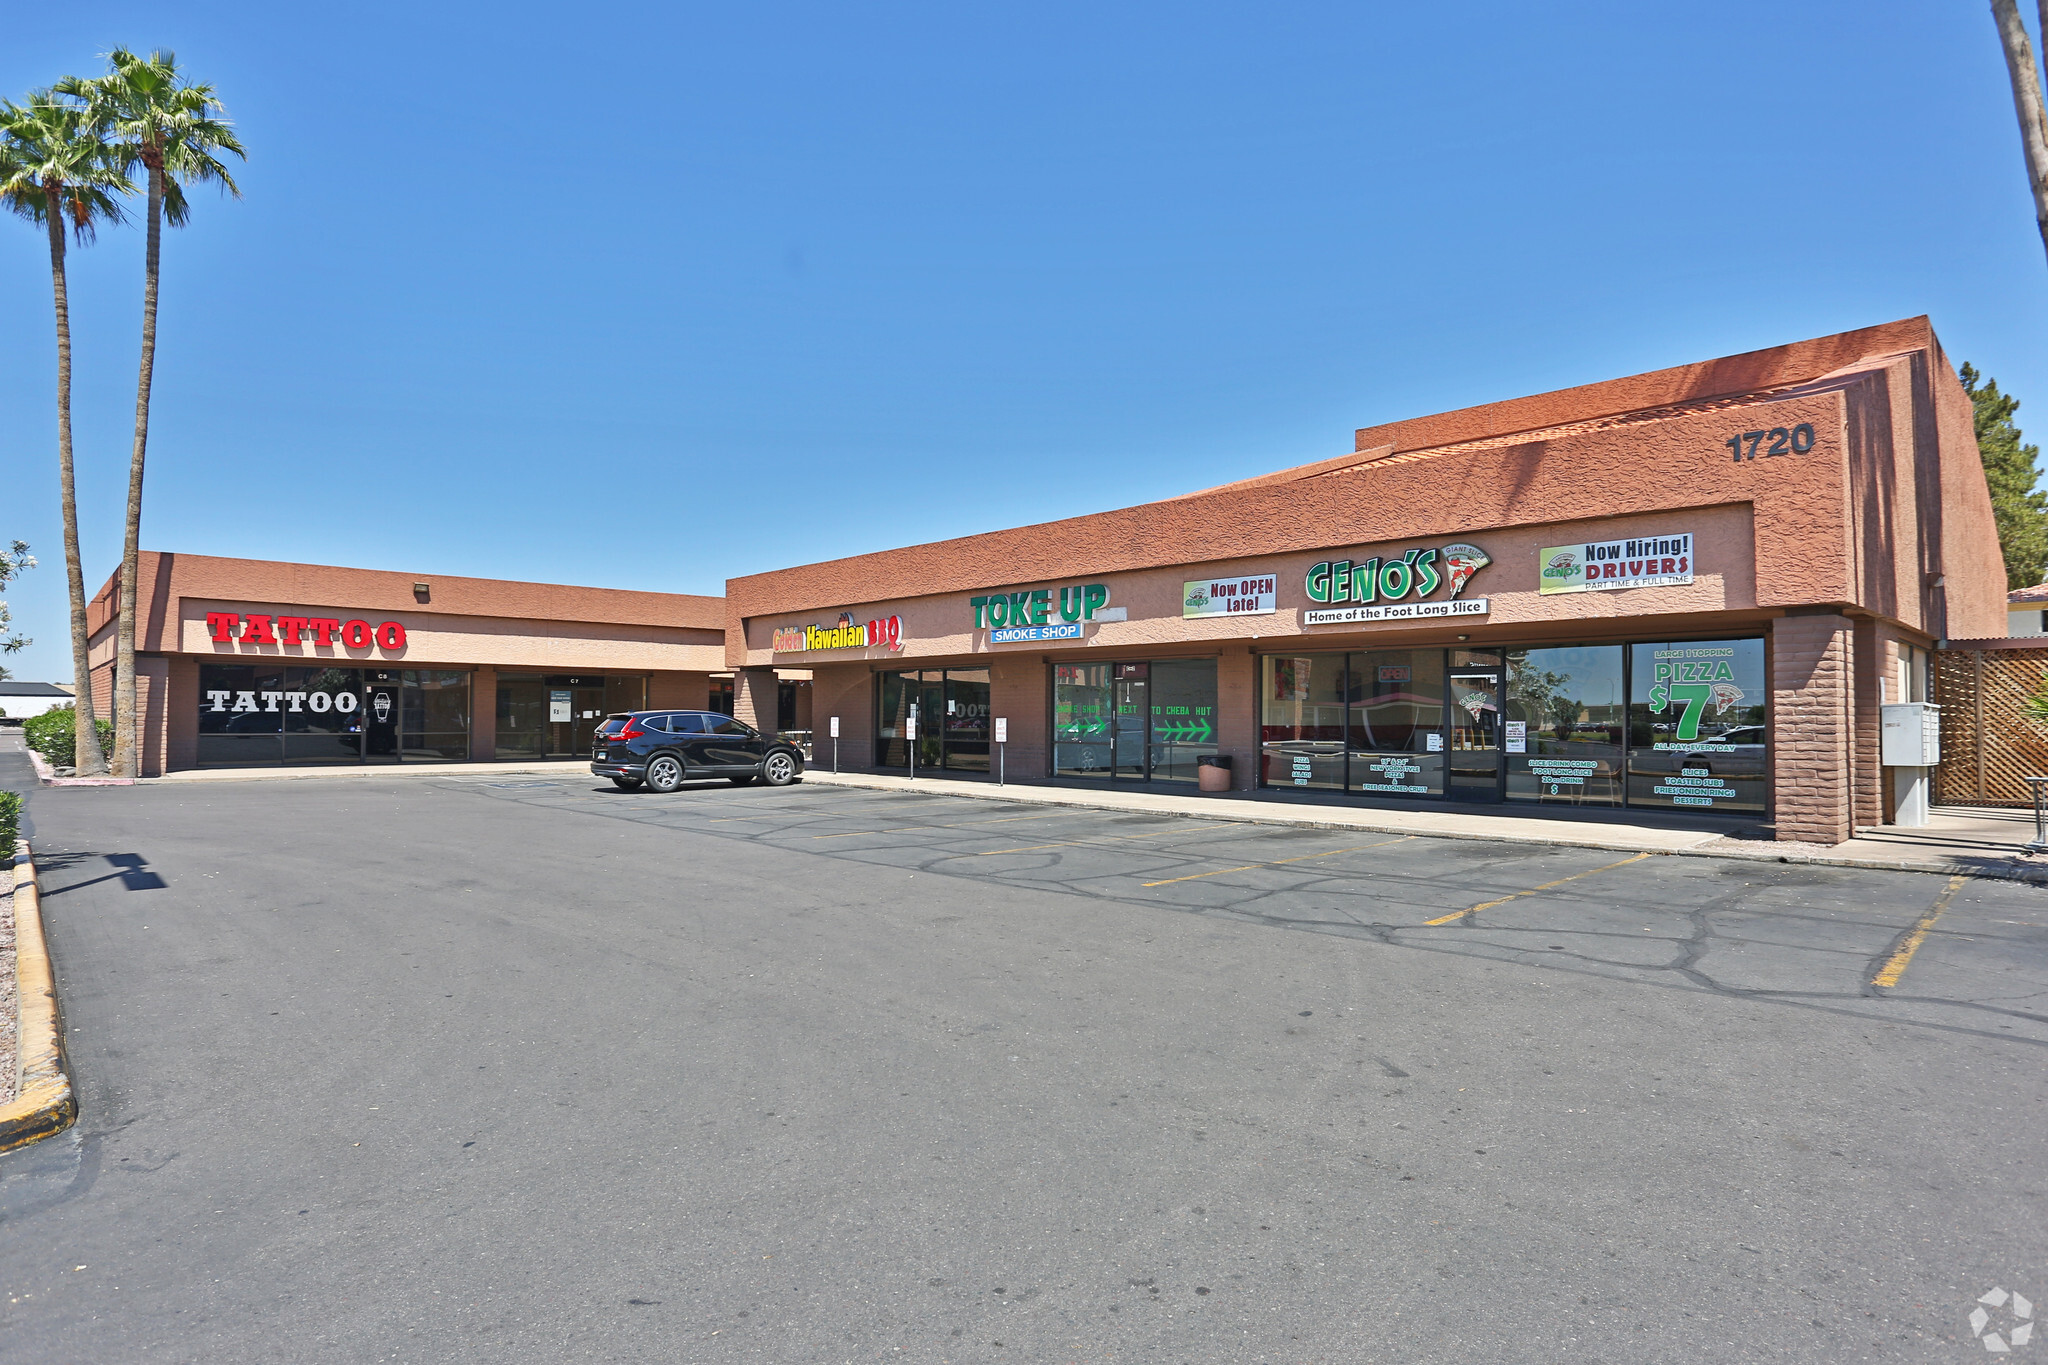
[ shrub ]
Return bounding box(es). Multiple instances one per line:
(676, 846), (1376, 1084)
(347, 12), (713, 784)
(23, 705), (113, 768)
(0, 790), (18, 851)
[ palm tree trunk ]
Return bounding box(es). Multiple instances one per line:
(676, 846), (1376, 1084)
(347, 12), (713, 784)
(113, 159), (161, 779)
(46, 189), (108, 776)
(1994, 0), (2048, 266)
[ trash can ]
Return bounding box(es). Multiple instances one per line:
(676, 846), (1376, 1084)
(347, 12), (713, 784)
(1197, 754), (1233, 793)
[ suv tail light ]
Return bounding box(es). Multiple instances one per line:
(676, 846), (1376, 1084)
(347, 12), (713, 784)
(615, 720), (645, 740)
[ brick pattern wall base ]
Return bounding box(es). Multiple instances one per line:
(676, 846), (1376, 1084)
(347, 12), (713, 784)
(1771, 615), (1854, 843)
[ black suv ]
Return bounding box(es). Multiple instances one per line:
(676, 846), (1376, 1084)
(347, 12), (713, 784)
(591, 711), (804, 793)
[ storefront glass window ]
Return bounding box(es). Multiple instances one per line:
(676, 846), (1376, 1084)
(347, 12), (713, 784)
(1260, 653), (1345, 790)
(496, 675), (546, 757)
(606, 676), (646, 717)
(1148, 659), (1218, 784)
(876, 669), (981, 769)
(198, 663), (288, 767)
(282, 666), (365, 764)
(876, 671), (913, 767)
(1053, 664), (1113, 776)
(1626, 639), (1767, 813)
(404, 670), (472, 761)
(1505, 646), (1624, 805)
(203, 663), (470, 767)
(1347, 650), (1446, 797)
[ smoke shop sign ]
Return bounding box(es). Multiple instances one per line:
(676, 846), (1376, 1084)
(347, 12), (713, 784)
(771, 612), (904, 654)
(1301, 542), (1491, 626)
(972, 583), (1111, 643)
(1539, 533), (1693, 594)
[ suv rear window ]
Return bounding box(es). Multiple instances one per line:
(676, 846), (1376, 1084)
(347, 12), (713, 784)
(598, 715), (632, 736)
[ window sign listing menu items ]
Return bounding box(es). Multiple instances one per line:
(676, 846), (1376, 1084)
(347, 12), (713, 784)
(1626, 639), (1767, 813)
(1303, 598), (1488, 625)
(1522, 756), (1600, 794)
(1183, 573), (1278, 618)
(1654, 767), (1743, 807)
(1504, 721), (1527, 754)
(1353, 753), (1441, 795)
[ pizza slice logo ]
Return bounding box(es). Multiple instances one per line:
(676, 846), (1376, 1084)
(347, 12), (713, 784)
(1442, 544), (1493, 599)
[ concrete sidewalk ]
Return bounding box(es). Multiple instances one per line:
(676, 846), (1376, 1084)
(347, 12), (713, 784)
(115, 755), (2048, 882)
(799, 771), (2048, 882)
(145, 757), (595, 784)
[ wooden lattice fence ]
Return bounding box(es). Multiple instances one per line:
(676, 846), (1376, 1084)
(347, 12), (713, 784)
(1933, 645), (2048, 806)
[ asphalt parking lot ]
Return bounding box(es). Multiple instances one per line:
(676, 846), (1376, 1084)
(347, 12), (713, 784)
(3, 770), (2046, 1362)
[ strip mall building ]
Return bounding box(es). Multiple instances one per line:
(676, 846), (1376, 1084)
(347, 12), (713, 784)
(97, 319), (2004, 843)
(725, 319), (2003, 844)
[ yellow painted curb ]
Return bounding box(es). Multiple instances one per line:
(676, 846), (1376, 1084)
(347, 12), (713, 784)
(0, 840), (76, 1152)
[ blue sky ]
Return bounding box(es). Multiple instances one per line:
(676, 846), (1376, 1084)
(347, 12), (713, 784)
(3, 2), (2045, 685)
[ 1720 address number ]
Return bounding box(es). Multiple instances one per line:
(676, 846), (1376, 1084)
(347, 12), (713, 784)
(1726, 425), (1816, 461)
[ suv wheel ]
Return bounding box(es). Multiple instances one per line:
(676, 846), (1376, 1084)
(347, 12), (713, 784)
(762, 751), (798, 787)
(645, 754), (686, 794)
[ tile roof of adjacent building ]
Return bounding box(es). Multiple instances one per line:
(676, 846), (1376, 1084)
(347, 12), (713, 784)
(2010, 583), (2048, 603)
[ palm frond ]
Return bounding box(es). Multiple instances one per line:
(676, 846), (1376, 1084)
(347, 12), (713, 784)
(0, 89), (132, 243)
(84, 47), (245, 218)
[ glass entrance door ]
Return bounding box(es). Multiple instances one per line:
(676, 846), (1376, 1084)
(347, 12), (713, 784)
(363, 677), (403, 762)
(1112, 663), (1148, 779)
(1447, 658), (1503, 802)
(943, 670), (990, 772)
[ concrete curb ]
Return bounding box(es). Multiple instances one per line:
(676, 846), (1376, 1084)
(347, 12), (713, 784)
(0, 841), (77, 1153)
(801, 772), (2048, 885)
(24, 744), (132, 788)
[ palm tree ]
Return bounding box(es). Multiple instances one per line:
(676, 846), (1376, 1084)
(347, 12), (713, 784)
(0, 94), (130, 776)
(63, 50), (243, 777)
(1992, 0), (2048, 267)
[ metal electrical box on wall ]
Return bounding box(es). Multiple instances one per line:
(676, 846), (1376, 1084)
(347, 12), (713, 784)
(1880, 702), (1940, 766)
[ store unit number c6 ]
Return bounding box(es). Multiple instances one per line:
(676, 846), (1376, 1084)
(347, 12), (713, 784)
(1726, 425), (1816, 461)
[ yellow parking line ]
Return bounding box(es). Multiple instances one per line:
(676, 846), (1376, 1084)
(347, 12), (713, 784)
(1141, 837), (1413, 887)
(1421, 852), (1651, 926)
(979, 824), (1241, 856)
(811, 812), (1076, 839)
(1870, 873), (1968, 989)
